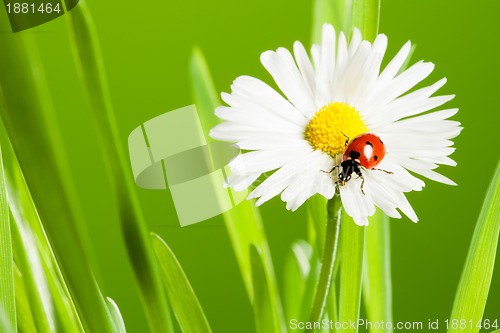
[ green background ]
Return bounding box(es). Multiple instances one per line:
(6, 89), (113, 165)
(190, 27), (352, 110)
(7, 0), (499, 331)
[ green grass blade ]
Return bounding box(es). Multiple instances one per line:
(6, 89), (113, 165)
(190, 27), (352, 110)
(352, 0), (380, 42)
(0, 12), (113, 333)
(221, 203), (274, 299)
(190, 49), (285, 328)
(283, 240), (321, 323)
(339, 213), (365, 333)
(251, 244), (286, 333)
(13, 265), (37, 333)
(151, 233), (212, 333)
(363, 210), (393, 333)
(0, 144), (15, 331)
(448, 161), (500, 333)
(66, 2), (174, 332)
(283, 241), (308, 321)
(106, 297), (127, 333)
(347, 4), (381, 333)
(307, 196), (327, 255)
(326, 277), (338, 333)
(0, 306), (14, 333)
(10, 211), (55, 333)
(191, 47), (221, 141)
(3, 140), (84, 333)
(312, 0), (353, 44)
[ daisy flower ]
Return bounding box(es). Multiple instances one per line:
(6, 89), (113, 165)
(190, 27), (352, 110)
(210, 24), (461, 226)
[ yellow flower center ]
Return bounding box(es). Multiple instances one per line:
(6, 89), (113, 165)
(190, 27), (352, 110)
(304, 102), (368, 156)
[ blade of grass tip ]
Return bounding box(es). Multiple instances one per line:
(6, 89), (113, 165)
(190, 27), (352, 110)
(312, 0), (353, 44)
(190, 47), (285, 326)
(106, 297), (127, 333)
(352, 0), (380, 42)
(250, 244), (287, 333)
(3, 138), (84, 333)
(151, 233), (212, 333)
(0, 11), (113, 333)
(191, 47), (221, 137)
(13, 265), (37, 333)
(397, 44), (417, 75)
(66, 2), (174, 332)
(363, 210), (392, 333)
(339, 212), (365, 333)
(448, 161), (500, 333)
(0, 145), (15, 331)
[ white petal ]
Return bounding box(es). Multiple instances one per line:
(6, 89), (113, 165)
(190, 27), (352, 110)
(311, 44), (321, 70)
(223, 76), (307, 125)
(229, 148), (310, 174)
(281, 152), (336, 210)
(315, 24), (336, 105)
(348, 28), (362, 59)
(335, 32), (348, 75)
(214, 106), (304, 132)
(226, 172), (261, 191)
(369, 61), (435, 108)
(236, 136), (308, 151)
(261, 49), (316, 117)
(293, 41), (316, 93)
(250, 153), (313, 205)
(394, 191), (419, 222)
(406, 168), (457, 186)
(376, 41), (412, 86)
(340, 177), (376, 225)
(353, 216), (369, 226)
(332, 41), (373, 106)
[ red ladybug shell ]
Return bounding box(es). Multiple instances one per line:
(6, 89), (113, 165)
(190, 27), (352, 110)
(342, 133), (386, 169)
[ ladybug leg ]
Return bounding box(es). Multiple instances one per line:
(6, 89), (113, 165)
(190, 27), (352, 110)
(321, 165), (340, 174)
(358, 173), (365, 195)
(341, 132), (350, 147)
(372, 168), (393, 175)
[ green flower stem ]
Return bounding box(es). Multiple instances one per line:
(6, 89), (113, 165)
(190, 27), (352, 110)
(306, 195), (342, 332)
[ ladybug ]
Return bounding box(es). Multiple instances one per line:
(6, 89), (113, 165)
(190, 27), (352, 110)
(332, 133), (392, 194)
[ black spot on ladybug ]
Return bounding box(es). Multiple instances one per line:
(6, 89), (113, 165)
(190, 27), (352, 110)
(349, 150), (361, 159)
(366, 141), (373, 147)
(374, 155), (378, 161)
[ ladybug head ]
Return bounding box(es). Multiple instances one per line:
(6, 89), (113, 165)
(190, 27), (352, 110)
(337, 159), (362, 187)
(337, 172), (351, 187)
